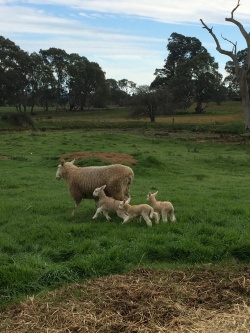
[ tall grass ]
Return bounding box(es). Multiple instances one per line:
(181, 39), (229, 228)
(0, 129), (250, 308)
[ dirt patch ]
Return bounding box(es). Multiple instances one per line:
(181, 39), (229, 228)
(62, 151), (137, 164)
(1, 267), (250, 333)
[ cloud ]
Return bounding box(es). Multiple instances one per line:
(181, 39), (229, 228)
(1, 1), (249, 85)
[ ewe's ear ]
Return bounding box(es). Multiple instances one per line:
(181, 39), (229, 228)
(70, 159), (75, 165)
(61, 159), (65, 166)
(153, 191), (158, 196)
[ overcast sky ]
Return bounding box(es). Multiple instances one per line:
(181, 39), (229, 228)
(1, 0), (250, 85)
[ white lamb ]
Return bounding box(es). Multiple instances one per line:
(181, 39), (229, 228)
(92, 185), (128, 221)
(118, 199), (159, 227)
(147, 191), (176, 222)
(56, 159), (134, 215)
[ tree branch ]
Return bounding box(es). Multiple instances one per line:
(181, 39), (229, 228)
(221, 34), (237, 55)
(200, 19), (238, 62)
(225, 0), (250, 46)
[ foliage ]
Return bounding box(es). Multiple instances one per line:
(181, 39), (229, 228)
(152, 33), (227, 112)
(1, 112), (36, 129)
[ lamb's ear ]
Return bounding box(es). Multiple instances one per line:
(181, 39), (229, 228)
(70, 159), (75, 165)
(153, 191), (158, 196)
(61, 159), (65, 166)
(102, 185), (107, 190)
(125, 197), (131, 204)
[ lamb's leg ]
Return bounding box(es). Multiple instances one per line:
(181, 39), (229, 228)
(103, 210), (112, 221)
(153, 212), (160, 224)
(170, 210), (176, 223)
(142, 214), (152, 227)
(117, 208), (128, 220)
(122, 215), (131, 224)
(92, 207), (103, 219)
(162, 212), (168, 222)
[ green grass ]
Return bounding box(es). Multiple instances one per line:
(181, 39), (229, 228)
(0, 128), (250, 309)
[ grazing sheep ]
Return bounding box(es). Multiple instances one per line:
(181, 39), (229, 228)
(92, 185), (128, 221)
(147, 191), (176, 222)
(118, 199), (159, 227)
(56, 159), (134, 215)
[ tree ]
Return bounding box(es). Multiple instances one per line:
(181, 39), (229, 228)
(152, 33), (226, 112)
(39, 48), (69, 111)
(131, 85), (175, 122)
(200, 0), (250, 131)
(0, 36), (30, 111)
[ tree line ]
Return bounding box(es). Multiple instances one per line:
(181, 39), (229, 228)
(0, 33), (240, 121)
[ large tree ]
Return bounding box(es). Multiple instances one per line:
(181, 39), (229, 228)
(200, 0), (250, 131)
(152, 33), (225, 112)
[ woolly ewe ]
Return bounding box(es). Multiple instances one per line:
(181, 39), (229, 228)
(56, 159), (134, 215)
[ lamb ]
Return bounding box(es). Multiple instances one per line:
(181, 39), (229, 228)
(118, 199), (159, 227)
(147, 191), (176, 222)
(92, 185), (128, 221)
(56, 159), (134, 215)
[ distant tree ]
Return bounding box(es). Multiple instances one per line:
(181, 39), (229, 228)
(106, 79), (128, 105)
(152, 33), (226, 113)
(131, 85), (175, 122)
(67, 54), (108, 110)
(39, 48), (69, 111)
(0, 36), (30, 110)
(26, 52), (56, 113)
(200, 0), (250, 131)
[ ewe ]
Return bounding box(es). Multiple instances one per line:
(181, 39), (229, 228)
(147, 191), (176, 222)
(92, 185), (128, 221)
(56, 159), (134, 215)
(118, 199), (159, 227)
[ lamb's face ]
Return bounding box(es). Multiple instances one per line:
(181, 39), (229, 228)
(56, 164), (63, 180)
(93, 187), (101, 197)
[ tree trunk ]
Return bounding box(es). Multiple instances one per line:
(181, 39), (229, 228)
(200, 1), (250, 131)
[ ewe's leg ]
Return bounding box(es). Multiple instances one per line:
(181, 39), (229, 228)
(71, 189), (82, 216)
(72, 200), (81, 216)
(142, 214), (152, 227)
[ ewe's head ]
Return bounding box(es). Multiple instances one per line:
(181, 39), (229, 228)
(93, 185), (106, 197)
(56, 160), (64, 180)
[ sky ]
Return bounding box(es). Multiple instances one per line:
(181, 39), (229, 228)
(1, 0), (250, 86)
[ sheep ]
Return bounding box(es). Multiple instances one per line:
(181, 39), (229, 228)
(56, 159), (134, 215)
(147, 191), (176, 222)
(118, 199), (159, 227)
(92, 185), (128, 221)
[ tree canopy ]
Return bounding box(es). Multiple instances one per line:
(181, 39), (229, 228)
(152, 33), (226, 113)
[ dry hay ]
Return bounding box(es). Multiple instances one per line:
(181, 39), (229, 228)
(1, 267), (250, 333)
(62, 151), (137, 164)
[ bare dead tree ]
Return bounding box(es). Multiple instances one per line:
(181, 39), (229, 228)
(200, 0), (250, 131)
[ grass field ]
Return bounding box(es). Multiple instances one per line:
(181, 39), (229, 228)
(0, 120), (250, 310)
